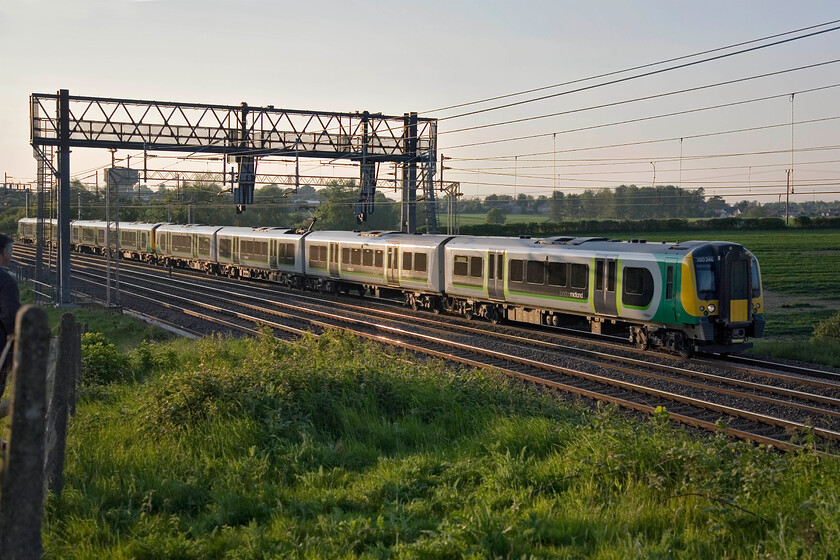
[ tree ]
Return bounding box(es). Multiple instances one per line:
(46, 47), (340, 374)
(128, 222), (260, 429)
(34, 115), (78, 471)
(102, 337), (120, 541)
(549, 191), (565, 221)
(314, 180), (399, 231)
(486, 207), (507, 224)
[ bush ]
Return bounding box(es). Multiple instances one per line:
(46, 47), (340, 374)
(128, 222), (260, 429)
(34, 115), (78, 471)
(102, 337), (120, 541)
(486, 207), (507, 224)
(81, 332), (134, 385)
(813, 309), (840, 343)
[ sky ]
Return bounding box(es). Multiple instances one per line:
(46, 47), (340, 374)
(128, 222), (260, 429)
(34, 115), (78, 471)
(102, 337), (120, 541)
(2, 0), (840, 206)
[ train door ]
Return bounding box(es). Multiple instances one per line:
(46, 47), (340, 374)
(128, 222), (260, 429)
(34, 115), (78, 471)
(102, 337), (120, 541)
(233, 237), (240, 264)
(661, 258), (680, 322)
(593, 257), (617, 316)
(487, 252), (505, 300)
(386, 246), (399, 285)
(721, 251), (751, 324)
(329, 242), (340, 276)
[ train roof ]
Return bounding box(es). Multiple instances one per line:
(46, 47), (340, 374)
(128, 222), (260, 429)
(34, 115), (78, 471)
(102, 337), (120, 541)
(71, 220), (167, 231)
(216, 226), (306, 239)
(444, 235), (743, 256)
(156, 224), (224, 235)
(305, 230), (454, 248)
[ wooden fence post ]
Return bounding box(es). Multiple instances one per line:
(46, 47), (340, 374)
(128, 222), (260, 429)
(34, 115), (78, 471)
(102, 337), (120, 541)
(45, 313), (75, 496)
(68, 322), (81, 417)
(0, 305), (50, 560)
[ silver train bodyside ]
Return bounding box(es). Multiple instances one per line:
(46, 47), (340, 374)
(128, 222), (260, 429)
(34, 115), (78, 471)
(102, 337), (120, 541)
(17, 219), (765, 354)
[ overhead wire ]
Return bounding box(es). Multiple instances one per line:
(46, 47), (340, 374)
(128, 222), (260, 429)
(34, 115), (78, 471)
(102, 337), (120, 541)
(422, 18), (840, 115)
(439, 74), (840, 146)
(435, 23), (840, 121)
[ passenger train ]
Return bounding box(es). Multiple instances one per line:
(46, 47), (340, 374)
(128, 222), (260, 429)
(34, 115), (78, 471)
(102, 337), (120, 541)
(17, 217), (765, 356)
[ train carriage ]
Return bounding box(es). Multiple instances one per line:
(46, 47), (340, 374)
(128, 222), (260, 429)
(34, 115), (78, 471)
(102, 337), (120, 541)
(303, 231), (452, 303)
(443, 235), (764, 355)
(70, 220), (107, 252)
(117, 222), (164, 259)
(215, 226), (307, 283)
(18, 217), (58, 244)
(155, 224), (223, 272)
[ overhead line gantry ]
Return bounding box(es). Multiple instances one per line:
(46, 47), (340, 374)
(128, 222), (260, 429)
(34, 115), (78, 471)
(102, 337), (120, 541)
(30, 89), (438, 305)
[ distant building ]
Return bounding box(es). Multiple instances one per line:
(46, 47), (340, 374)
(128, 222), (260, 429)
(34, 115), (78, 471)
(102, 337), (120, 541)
(106, 168), (139, 198)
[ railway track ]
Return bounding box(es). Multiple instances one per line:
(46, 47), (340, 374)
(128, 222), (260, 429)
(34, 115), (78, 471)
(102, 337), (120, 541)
(14, 246), (840, 454)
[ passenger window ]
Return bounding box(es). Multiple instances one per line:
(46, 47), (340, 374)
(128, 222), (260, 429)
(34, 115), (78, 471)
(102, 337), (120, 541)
(623, 267), (655, 308)
(219, 238), (232, 259)
(470, 256), (483, 278)
(548, 262), (567, 286)
(453, 255), (469, 277)
(375, 250), (383, 268)
(624, 267), (645, 295)
(526, 260), (545, 284)
(351, 248), (362, 265)
(342, 248), (350, 263)
(403, 252), (413, 271)
(414, 252), (427, 273)
(509, 259), (524, 282)
(363, 249), (374, 267)
(571, 263), (588, 290)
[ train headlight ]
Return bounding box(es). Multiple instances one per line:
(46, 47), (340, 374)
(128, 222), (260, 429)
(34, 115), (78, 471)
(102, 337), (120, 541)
(700, 306), (705, 311)
(707, 304), (716, 313)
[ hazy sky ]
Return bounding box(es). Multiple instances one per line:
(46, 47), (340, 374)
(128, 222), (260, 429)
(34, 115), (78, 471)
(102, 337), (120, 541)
(2, 0), (839, 204)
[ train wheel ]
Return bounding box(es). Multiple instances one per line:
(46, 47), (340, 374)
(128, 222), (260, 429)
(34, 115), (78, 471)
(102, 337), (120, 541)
(486, 305), (503, 325)
(631, 327), (649, 350)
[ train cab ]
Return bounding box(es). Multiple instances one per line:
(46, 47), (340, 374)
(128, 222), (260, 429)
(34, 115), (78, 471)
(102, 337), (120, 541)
(681, 241), (765, 353)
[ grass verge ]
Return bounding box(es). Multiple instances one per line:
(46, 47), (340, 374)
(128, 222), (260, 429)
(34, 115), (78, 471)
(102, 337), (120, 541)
(38, 319), (840, 559)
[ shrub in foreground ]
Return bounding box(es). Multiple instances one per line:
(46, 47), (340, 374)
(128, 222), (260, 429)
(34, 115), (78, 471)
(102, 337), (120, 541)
(81, 332), (133, 385)
(813, 309), (840, 343)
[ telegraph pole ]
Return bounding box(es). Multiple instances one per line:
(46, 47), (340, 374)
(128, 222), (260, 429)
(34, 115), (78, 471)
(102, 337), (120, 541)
(57, 89), (72, 305)
(106, 150), (114, 306)
(786, 169), (791, 226)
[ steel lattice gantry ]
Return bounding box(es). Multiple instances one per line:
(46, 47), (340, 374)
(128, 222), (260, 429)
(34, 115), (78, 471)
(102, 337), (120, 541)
(30, 89), (438, 305)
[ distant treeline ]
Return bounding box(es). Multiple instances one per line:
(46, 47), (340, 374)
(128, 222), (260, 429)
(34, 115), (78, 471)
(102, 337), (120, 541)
(3, 180), (839, 236)
(447, 216), (840, 237)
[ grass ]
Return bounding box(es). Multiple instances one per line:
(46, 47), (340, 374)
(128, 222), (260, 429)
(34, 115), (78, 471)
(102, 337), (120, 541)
(37, 316), (840, 559)
(19, 285), (173, 350)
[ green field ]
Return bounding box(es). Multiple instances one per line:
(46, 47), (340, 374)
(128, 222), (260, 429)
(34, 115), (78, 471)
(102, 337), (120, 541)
(35, 324), (840, 558)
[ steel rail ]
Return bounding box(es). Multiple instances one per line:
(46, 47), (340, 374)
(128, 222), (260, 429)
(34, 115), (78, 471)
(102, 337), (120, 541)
(54, 254), (840, 446)
(15, 246), (839, 452)
(49, 249), (840, 410)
